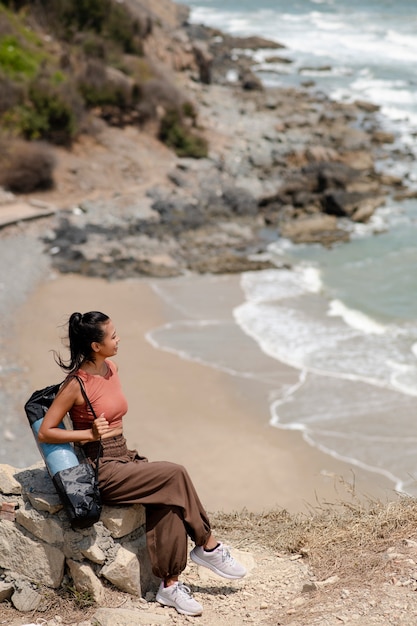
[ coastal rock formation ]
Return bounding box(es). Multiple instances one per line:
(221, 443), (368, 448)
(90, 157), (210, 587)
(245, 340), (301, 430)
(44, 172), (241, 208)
(0, 0), (414, 279)
(39, 81), (402, 279)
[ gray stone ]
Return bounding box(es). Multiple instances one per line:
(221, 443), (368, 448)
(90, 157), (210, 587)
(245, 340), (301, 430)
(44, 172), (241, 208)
(15, 501), (64, 544)
(101, 545), (141, 596)
(79, 538), (106, 564)
(92, 607), (170, 625)
(0, 464), (21, 495)
(101, 504), (146, 539)
(0, 580), (14, 601)
(14, 465), (62, 514)
(11, 583), (42, 612)
(0, 519), (65, 588)
(67, 559), (105, 603)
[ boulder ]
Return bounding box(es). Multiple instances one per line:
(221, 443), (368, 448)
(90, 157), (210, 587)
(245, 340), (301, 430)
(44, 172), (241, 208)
(0, 463), (156, 601)
(322, 190), (385, 221)
(279, 214), (349, 245)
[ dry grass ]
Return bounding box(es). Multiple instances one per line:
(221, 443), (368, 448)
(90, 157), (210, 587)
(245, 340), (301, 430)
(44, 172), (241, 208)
(211, 478), (417, 587)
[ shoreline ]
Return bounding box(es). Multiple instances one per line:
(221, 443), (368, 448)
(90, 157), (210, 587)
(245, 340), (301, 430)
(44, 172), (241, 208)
(16, 271), (396, 514)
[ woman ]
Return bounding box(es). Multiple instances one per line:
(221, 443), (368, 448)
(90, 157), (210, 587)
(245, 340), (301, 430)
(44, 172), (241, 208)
(38, 311), (246, 617)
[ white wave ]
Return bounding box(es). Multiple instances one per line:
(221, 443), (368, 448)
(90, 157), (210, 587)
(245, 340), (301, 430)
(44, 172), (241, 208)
(234, 298), (359, 372)
(351, 77), (417, 105)
(327, 299), (387, 335)
(390, 369), (417, 397)
(302, 431), (403, 490)
(240, 267), (322, 304)
(298, 65), (353, 77)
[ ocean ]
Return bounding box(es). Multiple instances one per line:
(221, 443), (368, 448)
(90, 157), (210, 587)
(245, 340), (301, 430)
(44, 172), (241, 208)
(165, 0), (417, 494)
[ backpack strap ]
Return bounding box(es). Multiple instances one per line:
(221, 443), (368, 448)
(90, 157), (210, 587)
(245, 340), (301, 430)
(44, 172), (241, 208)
(75, 376), (102, 476)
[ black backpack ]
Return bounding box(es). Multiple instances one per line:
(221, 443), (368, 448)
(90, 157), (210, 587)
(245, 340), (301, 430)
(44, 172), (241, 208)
(25, 379), (102, 530)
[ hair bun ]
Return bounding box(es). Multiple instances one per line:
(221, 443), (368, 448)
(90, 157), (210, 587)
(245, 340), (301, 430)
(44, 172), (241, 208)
(69, 312), (82, 329)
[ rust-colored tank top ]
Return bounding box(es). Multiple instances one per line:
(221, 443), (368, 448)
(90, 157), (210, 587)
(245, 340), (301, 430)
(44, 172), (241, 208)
(70, 360), (128, 430)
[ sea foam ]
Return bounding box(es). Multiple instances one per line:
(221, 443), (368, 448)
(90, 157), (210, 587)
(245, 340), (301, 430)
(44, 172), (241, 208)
(327, 299), (387, 335)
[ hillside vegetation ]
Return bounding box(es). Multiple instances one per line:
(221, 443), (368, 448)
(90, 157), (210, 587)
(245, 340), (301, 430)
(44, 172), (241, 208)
(0, 0), (207, 191)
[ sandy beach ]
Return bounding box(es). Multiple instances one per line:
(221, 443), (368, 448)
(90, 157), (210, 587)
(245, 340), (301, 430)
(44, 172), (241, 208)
(15, 271), (395, 515)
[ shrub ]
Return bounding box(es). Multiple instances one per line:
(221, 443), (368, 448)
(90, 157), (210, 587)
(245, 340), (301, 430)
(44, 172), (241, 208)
(34, 0), (110, 37)
(77, 60), (136, 109)
(78, 32), (107, 60)
(3, 77), (82, 144)
(31, 0), (144, 54)
(0, 34), (39, 77)
(0, 138), (56, 193)
(136, 78), (184, 124)
(159, 109), (208, 158)
(0, 74), (24, 113)
(103, 4), (143, 54)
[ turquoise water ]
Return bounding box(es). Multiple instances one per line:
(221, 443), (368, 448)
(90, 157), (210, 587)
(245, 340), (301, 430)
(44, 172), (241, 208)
(173, 0), (417, 492)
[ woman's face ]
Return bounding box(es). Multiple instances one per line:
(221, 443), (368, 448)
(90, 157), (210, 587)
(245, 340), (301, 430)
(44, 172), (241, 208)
(96, 319), (120, 357)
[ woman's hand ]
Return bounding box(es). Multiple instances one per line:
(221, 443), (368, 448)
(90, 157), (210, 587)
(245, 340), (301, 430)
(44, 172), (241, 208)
(91, 414), (110, 440)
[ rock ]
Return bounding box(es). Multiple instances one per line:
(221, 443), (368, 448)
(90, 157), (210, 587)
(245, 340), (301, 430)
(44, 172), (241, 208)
(101, 504), (146, 538)
(222, 186), (258, 216)
(188, 253), (275, 274)
(354, 99), (380, 112)
(226, 35), (285, 50)
(279, 214), (349, 245)
(11, 583), (42, 612)
(351, 197), (385, 222)
(15, 501), (65, 544)
(79, 538), (106, 564)
(92, 607), (170, 625)
(340, 150), (375, 170)
(240, 69), (264, 91)
(0, 464), (153, 600)
(303, 161), (360, 191)
(302, 581), (319, 593)
(372, 130), (396, 144)
(0, 519), (65, 588)
(14, 465), (63, 514)
(101, 545), (141, 595)
(67, 559), (105, 603)
(393, 188), (417, 201)
(322, 190), (385, 221)
(0, 580), (14, 601)
(193, 41), (213, 84)
(0, 464), (22, 495)
(265, 55), (293, 64)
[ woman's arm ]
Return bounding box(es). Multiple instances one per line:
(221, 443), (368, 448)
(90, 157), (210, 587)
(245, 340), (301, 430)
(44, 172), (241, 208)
(38, 378), (107, 444)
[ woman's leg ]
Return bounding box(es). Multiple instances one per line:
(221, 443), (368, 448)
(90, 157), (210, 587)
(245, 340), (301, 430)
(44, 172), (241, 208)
(98, 459), (211, 578)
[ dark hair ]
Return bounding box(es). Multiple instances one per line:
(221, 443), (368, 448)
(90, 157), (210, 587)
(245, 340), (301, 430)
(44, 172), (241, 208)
(55, 311), (110, 373)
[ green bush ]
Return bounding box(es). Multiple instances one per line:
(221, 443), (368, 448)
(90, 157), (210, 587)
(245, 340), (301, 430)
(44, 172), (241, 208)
(38, 0), (110, 36)
(3, 78), (81, 144)
(0, 34), (39, 77)
(104, 4), (142, 54)
(31, 0), (143, 54)
(159, 109), (208, 159)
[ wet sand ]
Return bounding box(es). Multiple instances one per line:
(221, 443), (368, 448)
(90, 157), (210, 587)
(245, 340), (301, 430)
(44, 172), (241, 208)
(16, 272), (396, 514)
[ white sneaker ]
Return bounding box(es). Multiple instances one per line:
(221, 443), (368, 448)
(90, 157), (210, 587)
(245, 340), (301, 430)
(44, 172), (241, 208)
(156, 581), (203, 616)
(190, 543), (247, 580)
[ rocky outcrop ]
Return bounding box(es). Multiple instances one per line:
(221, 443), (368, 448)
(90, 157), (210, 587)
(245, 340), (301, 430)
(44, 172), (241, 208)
(1, 0), (414, 278)
(0, 462), (158, 613)
(39, 79), (407, 277)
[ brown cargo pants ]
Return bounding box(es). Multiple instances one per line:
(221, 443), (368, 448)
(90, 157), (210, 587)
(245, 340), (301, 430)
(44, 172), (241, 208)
(84, 435), (212, 579)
